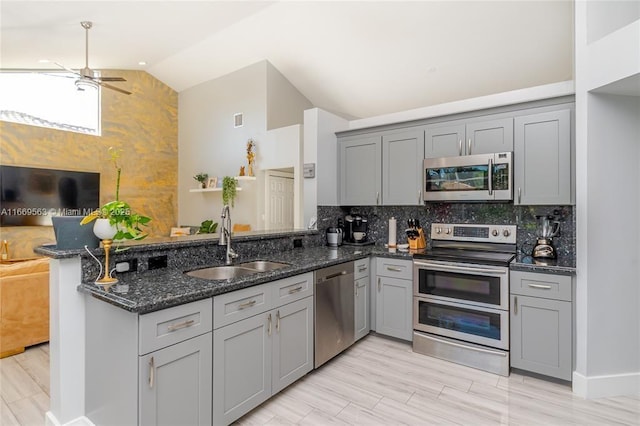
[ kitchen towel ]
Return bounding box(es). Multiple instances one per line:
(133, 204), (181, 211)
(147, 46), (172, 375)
(388, 217), (397, 247)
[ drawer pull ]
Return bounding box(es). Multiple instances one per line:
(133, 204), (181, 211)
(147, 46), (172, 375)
(288, 286), (303, 294)
(514, 296), (518, 315)
(528, 283), (552, 290)
(358, 265), (367, 272)
(238, 300), (257, 310)
(386, 266), (402, 272)
(355, 283), (358, 297)
(167, 319), (195, 332)
(149, 356), (155, 389)
(268, 313), (272, 336)
(276, 310), (280, 332)
(378, 277), (381, 292)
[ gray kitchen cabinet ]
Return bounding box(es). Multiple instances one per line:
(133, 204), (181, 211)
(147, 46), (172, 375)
(510, 270), (573, 380)
(339, 135), (382, 205)
(213, 273), (314, 425)
(514, 109), (572, 205)
(139, 333), (212, 426)
(382, 129), (425, 205)
(84, 297), (213, 426)
(354, 258), (370, 341)
(424, 116), (513, 158)
(375, 258), (413, 341)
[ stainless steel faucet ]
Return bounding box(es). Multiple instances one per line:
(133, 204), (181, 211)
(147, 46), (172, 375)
(218, 204), (238, 265)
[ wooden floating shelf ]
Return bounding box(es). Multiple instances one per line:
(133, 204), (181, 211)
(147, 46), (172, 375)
(235, 176), (256, 181)
(189, 187), (243, 193)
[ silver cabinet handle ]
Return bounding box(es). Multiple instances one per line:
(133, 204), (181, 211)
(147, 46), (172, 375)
(417, 189), (421, 204)
(376, 192), (380, 205)
(355, 282), (358, 297)
(149, 356), (155, 389)
(276, 310), (280, 332)
(377, 277), (381, 292)
(488, 157), (493, 196)
(239, 300), (256, 310)
(518, 187), (522, 204)
(528, 283), (552, 290)
(514, 296), (518, 315)
(167, 319), (195, 332)
(386, 266), (402, 272)
(458, 139), (462, 156)
(468, 138), (472, 155)
(358, 265), (367, 272)
(288, 286), (303, 294)
(267, 313), (272, 336)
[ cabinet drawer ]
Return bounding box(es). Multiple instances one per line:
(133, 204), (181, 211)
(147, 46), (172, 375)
(139, 298), (212, 355)
(272, 272), (313, 306)
(214, 283), (273, 329)
(354, 258), (370, 280)
(376, 258), (412, 280)
(510, 270), (572, 301)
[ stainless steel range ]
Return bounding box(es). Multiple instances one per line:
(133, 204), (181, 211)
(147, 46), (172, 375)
(412, 223), (516, 376)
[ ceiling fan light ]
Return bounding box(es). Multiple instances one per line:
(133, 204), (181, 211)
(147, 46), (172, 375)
(75, 78), (98, 92)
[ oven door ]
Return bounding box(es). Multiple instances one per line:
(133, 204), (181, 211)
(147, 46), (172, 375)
(413, 297), (509, 350)
(413, 260), (509, 310)
(423, 152), (512, 202)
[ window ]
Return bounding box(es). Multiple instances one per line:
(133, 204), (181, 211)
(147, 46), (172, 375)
(0, 72), (101, 135)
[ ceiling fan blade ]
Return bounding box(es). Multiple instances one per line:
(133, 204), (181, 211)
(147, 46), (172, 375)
(99, 81), (131, 95)
(96, 76), (127, 82)
(54, 62), (81, 77)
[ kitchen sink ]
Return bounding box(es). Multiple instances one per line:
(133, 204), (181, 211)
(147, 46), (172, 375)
(185, 261), (289, 281)
(236, 260), (290, 271)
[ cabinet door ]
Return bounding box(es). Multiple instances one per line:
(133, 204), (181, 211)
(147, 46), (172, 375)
(382, 130), (425, 205)
(466, 117), (514, 154)
(213, 313), (271, 425)
(510, 294), (572, 380)
(339, 135), (382, 205)
(139, 333), (212, 426)
(514, 109), (571, 205)
(355, 276), (370, 341)
(424, 123), (465, 158)
(272, 297), (314, 394)
(375, 276), (413, 341)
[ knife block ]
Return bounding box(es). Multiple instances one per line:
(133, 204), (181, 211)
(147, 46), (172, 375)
(408, 228), (426, 250)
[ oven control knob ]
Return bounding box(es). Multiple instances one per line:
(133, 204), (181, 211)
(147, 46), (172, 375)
(503, 229), (511, 237)
(444, 228), (451, 234)
(435, 227), (441, 234)
(492, 229), (499, 237)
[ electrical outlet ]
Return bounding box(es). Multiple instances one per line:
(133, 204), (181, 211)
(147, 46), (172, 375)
(148, 255), (168, 270)
(293, 239), (303, 248)
(115, 258), (137, 273)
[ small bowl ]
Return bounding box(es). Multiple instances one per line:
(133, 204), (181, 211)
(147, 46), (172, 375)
(353, 232), (366, 241)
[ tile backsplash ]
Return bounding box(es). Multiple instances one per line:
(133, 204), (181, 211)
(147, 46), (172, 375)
(317, 203), (575, 259)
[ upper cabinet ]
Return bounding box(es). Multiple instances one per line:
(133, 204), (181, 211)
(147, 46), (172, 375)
(339, 129), (424, 206)
(339, 135), (382, 205)
(514, 109), (572, 205)
(382, 129), (425, 205)
(424, 116), (514, 158)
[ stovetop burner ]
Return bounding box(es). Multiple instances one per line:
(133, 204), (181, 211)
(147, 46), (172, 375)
(414, 223), (517, 267)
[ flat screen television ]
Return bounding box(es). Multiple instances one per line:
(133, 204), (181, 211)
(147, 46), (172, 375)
(0, 165), (100, 226)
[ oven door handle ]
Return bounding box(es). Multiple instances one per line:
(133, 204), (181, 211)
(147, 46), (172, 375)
(414, 261), (507, 275)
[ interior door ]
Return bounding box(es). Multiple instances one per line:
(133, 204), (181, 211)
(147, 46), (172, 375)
(265, 171), (294, 230)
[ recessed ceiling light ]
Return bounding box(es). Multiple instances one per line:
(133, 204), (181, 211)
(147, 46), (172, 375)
(38, 59), (50, 64)
(138, 61), (147, 66)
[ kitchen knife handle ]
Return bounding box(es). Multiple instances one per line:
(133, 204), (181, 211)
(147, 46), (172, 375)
(514, 296), (518, 315)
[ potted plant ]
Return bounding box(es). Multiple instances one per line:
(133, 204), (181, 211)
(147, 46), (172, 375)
(222, 176), (238, 207)
(193, 172), (208, 189)
(81, 147), (151, 242)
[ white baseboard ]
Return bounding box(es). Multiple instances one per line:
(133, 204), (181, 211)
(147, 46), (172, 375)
(573, 371), (640, 399)
(46, 412), (95, 426)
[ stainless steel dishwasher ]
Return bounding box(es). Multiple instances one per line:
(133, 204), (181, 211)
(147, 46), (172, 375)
(314, 261), (355, 368)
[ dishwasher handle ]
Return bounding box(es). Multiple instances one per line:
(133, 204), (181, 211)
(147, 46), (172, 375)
(316, 262), (355, 283)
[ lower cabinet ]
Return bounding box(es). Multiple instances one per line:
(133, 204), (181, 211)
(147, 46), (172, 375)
(212, 275), (314, 425)
(510, 270), (573, 380)
(139, 333), (212, 426)
(375, 258), (413, 341)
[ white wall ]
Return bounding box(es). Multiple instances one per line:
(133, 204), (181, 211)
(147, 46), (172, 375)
(587, 0), (640, 44)
(267, 62), (314, 130)
(303, 108), (349, 228)
(574, 0), (640, 398)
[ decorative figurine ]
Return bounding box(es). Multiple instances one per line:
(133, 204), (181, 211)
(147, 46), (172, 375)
(246, 139), (256, 177)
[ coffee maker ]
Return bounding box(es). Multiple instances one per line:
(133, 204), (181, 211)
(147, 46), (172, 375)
(344, 214), (370, 245)
(532, 215), (560, 259)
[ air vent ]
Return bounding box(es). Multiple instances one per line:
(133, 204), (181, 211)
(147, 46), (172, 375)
(233, 113), (243, 128)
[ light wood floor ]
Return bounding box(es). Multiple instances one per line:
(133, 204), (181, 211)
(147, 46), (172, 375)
(2, 336), (640, 425)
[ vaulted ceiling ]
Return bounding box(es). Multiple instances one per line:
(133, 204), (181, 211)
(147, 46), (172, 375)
(0, 1), (574, 119)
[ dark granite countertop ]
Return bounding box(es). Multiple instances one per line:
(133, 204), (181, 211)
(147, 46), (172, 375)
(76, 245), (413, 314)
(510, 254), (576, 276)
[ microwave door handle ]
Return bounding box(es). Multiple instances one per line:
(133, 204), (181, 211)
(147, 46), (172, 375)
(414, 261), (507, 275)
(488, 157), (493, 196)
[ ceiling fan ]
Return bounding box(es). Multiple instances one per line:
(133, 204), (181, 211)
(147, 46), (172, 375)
(55, 21), (131, 95)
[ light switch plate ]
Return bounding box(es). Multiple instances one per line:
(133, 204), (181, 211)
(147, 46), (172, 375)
(303, 163), (315, 178)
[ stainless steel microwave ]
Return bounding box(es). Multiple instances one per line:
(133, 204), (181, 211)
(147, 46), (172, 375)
(423, 152), (513, 202)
